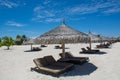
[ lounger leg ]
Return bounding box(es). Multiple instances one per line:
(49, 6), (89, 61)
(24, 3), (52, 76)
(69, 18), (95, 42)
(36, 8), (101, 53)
(31, 67), (38, 71)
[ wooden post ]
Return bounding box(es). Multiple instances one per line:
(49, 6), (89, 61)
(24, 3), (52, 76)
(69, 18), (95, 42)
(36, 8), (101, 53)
(89, 38), (92, 50)
(31, 44), (32, 51)
(62, 41), (65, 58)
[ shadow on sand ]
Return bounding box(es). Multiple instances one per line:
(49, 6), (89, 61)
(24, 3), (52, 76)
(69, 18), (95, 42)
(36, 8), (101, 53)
(24, 50), (41, 52)
(31, 62), (97, 77)
(80, 51), (107, 55)
(60, 62), (97, 77)
(4, 49), (13, 50)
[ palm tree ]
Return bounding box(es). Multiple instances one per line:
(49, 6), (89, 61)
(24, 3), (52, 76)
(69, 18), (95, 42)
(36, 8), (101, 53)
(21, 35), (27, 43)
(15, 35), (27, 45)
(2, 37), (14, 50)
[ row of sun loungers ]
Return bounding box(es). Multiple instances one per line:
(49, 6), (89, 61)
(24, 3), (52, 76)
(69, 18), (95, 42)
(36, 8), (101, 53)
(96, 42), (112, 48)
(31, 42), (116, 76)
(31, 52), (89, 76)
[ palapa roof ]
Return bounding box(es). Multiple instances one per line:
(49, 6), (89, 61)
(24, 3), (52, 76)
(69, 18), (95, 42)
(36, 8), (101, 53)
(35, 22), (90, 44)
(100, 36), (111, 41)
(88, 32), (101, 41)
(88, 32), (112, 42)
(23, 38), (34, 45)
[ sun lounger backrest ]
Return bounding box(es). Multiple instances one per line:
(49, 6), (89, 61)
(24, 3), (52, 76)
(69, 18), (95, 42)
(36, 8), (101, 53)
(86, 47), (91, 50)
(65, 52), (73, 58)
(81, 48), (86, 51)
(44, 55), (56, 64)
(33, 58), (48, 67)
(59, 52), (73, 58)
(59, 53), (63, 58)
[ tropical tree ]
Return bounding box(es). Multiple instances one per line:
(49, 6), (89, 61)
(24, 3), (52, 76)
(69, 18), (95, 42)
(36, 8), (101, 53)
(117, 37), (120, 42)
(15, 35), (22, 45)
(21, 35), (27, 42)
(2, 37), (14, 50)
(97, 34), (102, 43)
(15, 35), (27, 45)
(0, 43), (2, 47)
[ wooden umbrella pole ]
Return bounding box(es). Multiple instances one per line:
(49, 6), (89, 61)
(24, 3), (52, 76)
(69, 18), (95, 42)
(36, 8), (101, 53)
(89, 38), (92, 50)
(62, 41), (65, 58)
(31, 44), (32, 51)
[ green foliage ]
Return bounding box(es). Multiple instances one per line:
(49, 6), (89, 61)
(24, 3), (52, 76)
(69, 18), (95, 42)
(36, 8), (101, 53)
(16, 35), (22, 39)
(2, 37), (14, 49)
(21, 35), (27, 43)
(117, 37), (120, 42)
(97, 34), (101, 37)
(0, 42), (2, 47)
(15, 35), (27, 45)
(15, 35), (22, 45)
(0, 43), (1, 47)
(0, 38), (1, 42)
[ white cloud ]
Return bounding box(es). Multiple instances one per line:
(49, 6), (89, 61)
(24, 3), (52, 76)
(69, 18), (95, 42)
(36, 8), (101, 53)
(0, 0), (18, 8)
(67, 0), (120, 15)
(68, 6), (97, 15)
(6, 21), (25, 27)
(43, 0), (51, 5)
(32, 0), (120, 23)
(33, 6), (43, 12)
(32, 6), (55, 21)
(103, 7), (120, 14)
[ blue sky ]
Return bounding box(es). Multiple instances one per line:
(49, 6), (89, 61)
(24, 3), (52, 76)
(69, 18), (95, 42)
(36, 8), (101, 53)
(0, 0), (120, 39)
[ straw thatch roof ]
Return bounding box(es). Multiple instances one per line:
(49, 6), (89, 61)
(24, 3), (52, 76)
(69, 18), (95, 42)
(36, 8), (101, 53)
(23, 38), (34, 45)
(35, 23), (90, 44)
(88, 32), (113, 42)
(88, 32), (101, 42)
(100, 36), (112, 41)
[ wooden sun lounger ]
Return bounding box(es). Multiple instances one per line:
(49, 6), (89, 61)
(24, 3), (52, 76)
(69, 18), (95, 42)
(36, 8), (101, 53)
(86, 47), (100, 52)
(31, 55), (74, 76)
(96, 45), (109, 48)
(55, 45), (62, 49)
(58, 52), (89, 64)
(80, 48), (97, 54)
(41, 45), (47, 47)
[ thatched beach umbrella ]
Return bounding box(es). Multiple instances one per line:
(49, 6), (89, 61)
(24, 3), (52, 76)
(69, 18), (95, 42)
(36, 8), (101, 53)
(23, 38), (34, 50)
(98, 35), (111, 44)
(35, 22), (90, 58)
(88, 32), (101, 49)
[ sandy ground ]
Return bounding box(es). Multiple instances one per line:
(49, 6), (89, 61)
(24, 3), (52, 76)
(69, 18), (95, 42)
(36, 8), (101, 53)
(0, 42), (120, 80)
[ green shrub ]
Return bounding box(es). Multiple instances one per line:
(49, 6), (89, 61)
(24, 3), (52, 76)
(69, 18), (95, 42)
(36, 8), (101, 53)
(2, 37), (14, 50)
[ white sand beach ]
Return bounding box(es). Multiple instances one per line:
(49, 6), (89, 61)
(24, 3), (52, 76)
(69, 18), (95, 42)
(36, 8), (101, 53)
(0, 42), (120, 80)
